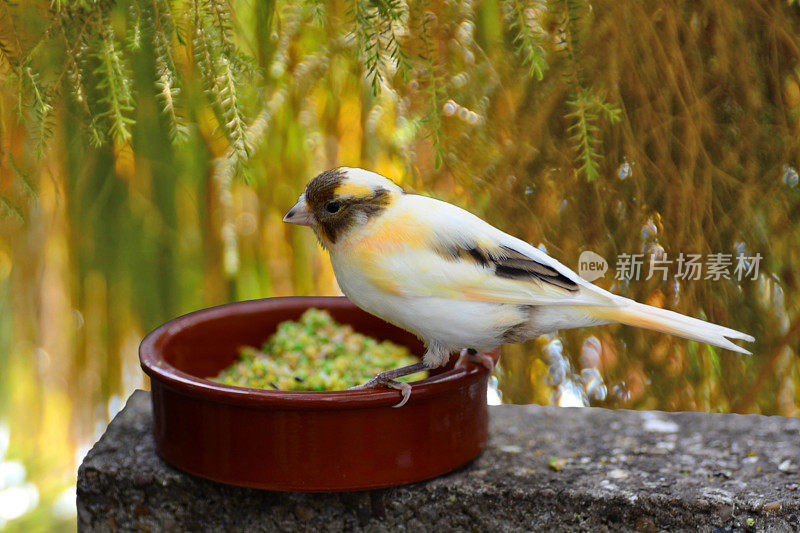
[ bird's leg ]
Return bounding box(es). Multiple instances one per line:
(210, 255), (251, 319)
(354, 361), (429, 386)
(349, 361), (429, 408)
(455, 348), (495, 373)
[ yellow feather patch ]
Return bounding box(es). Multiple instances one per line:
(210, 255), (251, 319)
(352, 247), (405, 295)
(335, 182), (374, 198)
(461, 289), (504, 303)
(361, 212), (427, 250)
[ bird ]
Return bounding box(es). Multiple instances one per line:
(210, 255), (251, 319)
(283, 167), (755, 407)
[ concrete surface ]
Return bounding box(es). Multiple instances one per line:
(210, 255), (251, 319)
(77, 390), (800, 532)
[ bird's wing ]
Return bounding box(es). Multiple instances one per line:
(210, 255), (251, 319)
(354, 195), (618, 307)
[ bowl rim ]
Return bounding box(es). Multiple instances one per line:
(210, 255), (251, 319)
(139, 296), (498, 409)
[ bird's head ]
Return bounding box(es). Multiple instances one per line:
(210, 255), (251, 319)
(283, 167), (404, 246)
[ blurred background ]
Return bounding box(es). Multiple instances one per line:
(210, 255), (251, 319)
(1, 0), (799, 529)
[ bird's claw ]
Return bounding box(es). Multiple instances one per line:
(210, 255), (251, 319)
(349, 377), (412, 408)
(455, 348), (495, 373)
(385, 380), (412, 408)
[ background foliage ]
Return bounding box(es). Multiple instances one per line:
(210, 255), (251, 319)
(1, 0), (799, 529)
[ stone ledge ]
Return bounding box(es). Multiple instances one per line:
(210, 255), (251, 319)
(77, 391), (800, 532)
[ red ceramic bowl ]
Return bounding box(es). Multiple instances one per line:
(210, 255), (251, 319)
(139, 296), (499, 492)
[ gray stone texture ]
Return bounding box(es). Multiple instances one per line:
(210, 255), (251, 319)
(77, 391), (800, 532)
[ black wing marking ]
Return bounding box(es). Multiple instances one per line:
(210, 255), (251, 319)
(437, 243), (579, 292)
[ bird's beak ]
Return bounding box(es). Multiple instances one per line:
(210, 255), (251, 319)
(283, 194), (314, 226)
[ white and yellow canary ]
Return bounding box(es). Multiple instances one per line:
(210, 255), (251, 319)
(284, 167), (754, 406)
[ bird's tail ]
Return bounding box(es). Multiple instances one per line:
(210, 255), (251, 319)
(587, 300), (755, 354)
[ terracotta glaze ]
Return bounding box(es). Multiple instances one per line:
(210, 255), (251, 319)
(139, 296), (499, 492)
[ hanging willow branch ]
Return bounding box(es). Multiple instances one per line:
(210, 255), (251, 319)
(415, 3), (445, 169)
(4, 0), (622, 180)
(152, 0), (189, 142)
(2, 0), (256, 162)
(559, 0), (620, 182)
(94, 8), (135, 143)
(192, 0), (251, 164)
(350, 0), (409, 95)
(504, 0), (548, 80)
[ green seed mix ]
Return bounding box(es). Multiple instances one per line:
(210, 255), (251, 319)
(210, 308), (424, 391)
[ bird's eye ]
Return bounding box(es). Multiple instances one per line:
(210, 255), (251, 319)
(325, 201), (342, 213)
